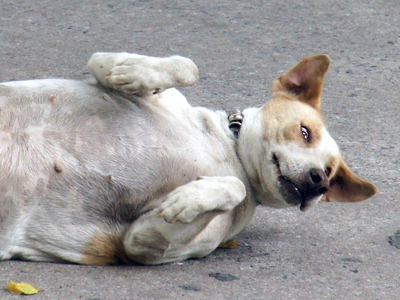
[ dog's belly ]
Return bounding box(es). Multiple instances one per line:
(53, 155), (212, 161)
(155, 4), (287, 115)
(0, 79), (235, 234)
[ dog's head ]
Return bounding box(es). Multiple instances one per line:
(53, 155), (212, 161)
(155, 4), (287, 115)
(253, 54), (377, 210)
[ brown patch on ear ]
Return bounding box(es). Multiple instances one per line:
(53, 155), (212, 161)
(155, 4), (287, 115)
(81, 229), (132, 265)
(321, 161), (378, 203)
(273, 54), (331, 111)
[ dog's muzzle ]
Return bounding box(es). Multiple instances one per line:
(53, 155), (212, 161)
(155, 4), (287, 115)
(273, 154), (329, 211)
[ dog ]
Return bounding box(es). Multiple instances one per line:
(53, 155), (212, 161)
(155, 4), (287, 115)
(0, 52), (377, 265)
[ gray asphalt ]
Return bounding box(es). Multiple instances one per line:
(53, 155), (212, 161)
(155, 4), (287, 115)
(0, 0), (399, 299)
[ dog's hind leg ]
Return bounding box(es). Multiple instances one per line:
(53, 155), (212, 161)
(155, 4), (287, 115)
(87, 52), (199, 95)
(122, 176), (248, 265)
(122, 210), (221, 265)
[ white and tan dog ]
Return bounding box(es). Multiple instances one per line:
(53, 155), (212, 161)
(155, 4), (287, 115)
(0, 52), (377, 265)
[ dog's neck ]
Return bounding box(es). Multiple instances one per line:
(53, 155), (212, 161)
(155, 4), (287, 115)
(236, 107), (286, 208)
(236, 107), (263, 180)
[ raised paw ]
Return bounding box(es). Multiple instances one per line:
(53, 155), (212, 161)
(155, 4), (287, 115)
(105, 55), (199, 94)
(88, 52), (198, 94)
(105, 58), (161, 94)
(157, 176), (246, 224)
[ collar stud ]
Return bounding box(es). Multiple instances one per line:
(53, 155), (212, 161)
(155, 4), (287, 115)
(228, 109), (244, 138)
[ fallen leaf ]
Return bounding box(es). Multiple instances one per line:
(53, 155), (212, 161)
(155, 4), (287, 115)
(7, 279), (44, 295)
(218, 239), (239, 249)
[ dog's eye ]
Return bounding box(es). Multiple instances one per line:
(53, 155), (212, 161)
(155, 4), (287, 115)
(325, 167), (332, 177)
(301, 126), (310, 141)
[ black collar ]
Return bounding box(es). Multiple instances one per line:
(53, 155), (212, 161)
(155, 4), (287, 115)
(228, 110), (244, 138)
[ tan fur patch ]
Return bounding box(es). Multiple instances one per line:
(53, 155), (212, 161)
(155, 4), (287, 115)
(262, 98), (324, 148)
(81, 228), (131, 265)
(282, 121), (322, 147)
(299, 117), (323, 148)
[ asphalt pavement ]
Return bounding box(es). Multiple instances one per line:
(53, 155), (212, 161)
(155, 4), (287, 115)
(0, 0), (399, 299)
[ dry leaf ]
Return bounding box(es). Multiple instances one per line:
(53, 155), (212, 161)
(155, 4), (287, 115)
(6, 279), (44, 295)
(218, 239), (239, 249)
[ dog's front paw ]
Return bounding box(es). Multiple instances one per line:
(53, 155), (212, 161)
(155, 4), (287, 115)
(157, 183), (206, 224)
(157, 176), (246, 224)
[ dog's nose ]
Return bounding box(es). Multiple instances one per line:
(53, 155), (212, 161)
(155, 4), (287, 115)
(309, 168), (329, 194)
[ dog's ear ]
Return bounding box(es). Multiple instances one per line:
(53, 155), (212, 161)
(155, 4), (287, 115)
(321, 161), (378, 203)
(273, 54), (331, 112)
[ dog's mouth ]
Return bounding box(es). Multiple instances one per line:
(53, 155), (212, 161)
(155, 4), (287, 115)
(271, 153), (320, 211)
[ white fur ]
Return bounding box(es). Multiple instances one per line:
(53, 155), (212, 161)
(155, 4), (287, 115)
(0, 52), (370, 265)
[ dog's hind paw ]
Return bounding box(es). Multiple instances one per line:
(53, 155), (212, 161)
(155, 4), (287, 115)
(105, 55), (198, 95)
(105, 58), (157, 94)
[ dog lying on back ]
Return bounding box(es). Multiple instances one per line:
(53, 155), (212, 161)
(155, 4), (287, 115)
(0, 52), (377, 264)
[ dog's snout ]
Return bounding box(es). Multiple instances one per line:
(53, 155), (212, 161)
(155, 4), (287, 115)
(296, 168), (330, 211)
(309, 168), (329, 194)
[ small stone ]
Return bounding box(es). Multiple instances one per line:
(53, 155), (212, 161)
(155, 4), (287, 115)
(388, 230), (400, 249)
(180, 285), (201, 291)
(350, 269), (359, 273)
(342, 257), (363, 263)
(209, 273), (239, 282)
